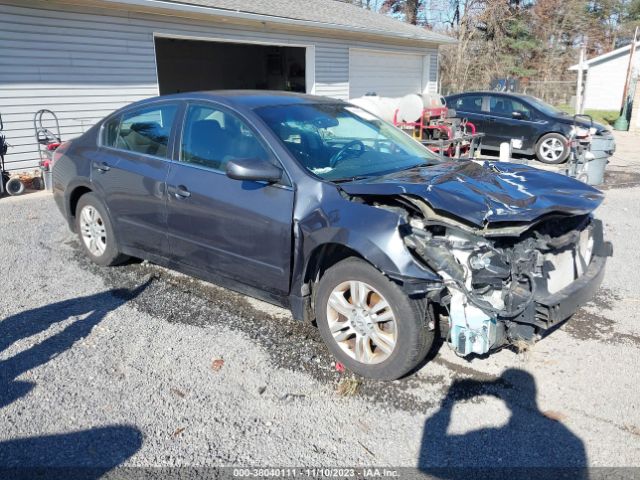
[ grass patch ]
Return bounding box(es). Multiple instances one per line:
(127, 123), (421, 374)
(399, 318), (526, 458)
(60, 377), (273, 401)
(557, 104), (619, 126)
(336, 377), (361, 397)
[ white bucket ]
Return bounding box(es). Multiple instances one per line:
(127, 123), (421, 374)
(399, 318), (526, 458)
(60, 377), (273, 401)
(43, 171), (53, 191)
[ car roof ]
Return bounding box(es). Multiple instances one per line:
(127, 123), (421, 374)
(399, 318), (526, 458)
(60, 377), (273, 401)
(447, 91), (530, 99)
(127, 90), (344, 111)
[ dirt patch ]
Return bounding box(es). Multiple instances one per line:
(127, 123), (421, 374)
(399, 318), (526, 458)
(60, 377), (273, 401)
(588, 288), (623, 311)
(562, 309), (640, 347)
(562, 287), (640, 346)
(601, 168), (640, 190)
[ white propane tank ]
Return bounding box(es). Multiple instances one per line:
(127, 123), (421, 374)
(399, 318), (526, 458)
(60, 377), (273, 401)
(349, 94), (424, 123)
(421, 93), (447, 108)
(396, 94), (424, 123)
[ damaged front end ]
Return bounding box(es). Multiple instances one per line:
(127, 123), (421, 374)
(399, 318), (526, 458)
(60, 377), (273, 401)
(338, 160), (612, 357)
(403, 204), (612, 356)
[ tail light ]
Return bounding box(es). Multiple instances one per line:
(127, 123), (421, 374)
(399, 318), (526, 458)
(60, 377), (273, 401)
(52, 141), (71, 166)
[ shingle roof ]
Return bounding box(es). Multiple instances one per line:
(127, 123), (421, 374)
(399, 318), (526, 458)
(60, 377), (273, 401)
(148, 0), (455, 44)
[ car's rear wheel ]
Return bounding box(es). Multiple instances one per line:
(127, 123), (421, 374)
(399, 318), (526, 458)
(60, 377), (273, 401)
(75, 192), (128, 266)
(536, 133), (569, 164)
(315, 257), (434, 380)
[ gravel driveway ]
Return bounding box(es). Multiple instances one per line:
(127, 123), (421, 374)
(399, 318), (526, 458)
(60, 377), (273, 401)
(1, 134), (639, 476)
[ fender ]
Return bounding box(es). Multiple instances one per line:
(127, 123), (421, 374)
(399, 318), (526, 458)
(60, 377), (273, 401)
(288, 185), (441, 321)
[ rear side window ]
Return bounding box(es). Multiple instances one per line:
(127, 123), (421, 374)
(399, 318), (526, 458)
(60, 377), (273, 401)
(454, 95), (483, 113)
(114, 104), (178, 158)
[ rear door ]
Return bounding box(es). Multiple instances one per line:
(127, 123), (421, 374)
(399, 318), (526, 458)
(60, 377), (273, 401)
(166, 102), (294, 294)
(488, 95), (540, 150)
(92, 102), (179, 257)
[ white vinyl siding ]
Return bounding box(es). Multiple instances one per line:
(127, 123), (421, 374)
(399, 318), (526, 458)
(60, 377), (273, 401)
(582, 50), (640, 111)
(349, 48), (438, 98)
(0, 0), (439, 171)
(427, 52), (439, 93)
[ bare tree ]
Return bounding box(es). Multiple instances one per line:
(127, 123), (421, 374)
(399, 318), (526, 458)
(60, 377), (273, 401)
(348, 0), (637, 95)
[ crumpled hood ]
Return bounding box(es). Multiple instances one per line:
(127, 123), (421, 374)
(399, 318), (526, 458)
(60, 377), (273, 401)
(339, 161), (604, 227)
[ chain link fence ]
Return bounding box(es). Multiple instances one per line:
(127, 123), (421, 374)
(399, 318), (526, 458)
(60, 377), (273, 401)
(520, 80), (576, 107)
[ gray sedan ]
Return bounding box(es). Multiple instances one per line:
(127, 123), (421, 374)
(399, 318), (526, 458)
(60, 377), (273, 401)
(53, 91), (610, 380)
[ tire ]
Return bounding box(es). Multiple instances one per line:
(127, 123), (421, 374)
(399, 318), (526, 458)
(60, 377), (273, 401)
(6, 177), (25, 196)
(75, 192), (128, 266)
(31, 177), (43, 191)
(315, 257), (434, 380)
(536, 133), (569, 164)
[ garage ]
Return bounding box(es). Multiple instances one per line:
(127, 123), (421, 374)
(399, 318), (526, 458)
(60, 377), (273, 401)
(349, 49), (430, 98)
(155, 37), (307, 95)
(0, 0), (453, 172)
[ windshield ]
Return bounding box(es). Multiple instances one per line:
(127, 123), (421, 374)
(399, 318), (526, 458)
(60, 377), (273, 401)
(525, 96), (566, 116)
(255, 103), (441, 182)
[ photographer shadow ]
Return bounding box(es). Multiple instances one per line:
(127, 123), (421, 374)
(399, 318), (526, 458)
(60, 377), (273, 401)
(418, 368), (588, 480)
(0, 284), (149, 477)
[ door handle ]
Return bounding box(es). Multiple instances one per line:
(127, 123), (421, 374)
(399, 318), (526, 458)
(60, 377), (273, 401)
(93, 161), (110, 173)
(172, 185), (191, 199)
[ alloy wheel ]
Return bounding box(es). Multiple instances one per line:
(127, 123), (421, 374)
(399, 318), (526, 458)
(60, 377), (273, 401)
(540, 137), (565, 162)
(79, 205), (107, 257)
(326, 280), (397, 365)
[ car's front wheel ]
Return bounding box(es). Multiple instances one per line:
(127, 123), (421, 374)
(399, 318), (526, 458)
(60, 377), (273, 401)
(75, 192), (128, 266)
(536, 133), (569, 164)
(315, 257), (434, 380)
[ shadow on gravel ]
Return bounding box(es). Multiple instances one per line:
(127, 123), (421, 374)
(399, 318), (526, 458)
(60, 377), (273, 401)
(418, 368), (588, 479)
(0, 426), (142, 480)
(0, 285), (147, 475)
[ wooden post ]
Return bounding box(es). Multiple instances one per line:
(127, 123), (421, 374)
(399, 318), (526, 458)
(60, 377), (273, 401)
(576, 45), (585, 114)
(614, 29), (639, 130)
(621, 27), (639, 111)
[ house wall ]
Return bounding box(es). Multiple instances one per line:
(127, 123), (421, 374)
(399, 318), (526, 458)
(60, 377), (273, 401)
(0, 0), (439, 172)
(583, 49), (640, 111)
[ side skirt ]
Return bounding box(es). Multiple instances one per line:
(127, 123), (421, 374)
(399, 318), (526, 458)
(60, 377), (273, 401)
(121, 246), (292, 313)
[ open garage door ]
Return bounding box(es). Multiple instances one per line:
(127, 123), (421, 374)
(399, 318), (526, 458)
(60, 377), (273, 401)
(155, 37), (307, 95)
(349, 49), (425, 98)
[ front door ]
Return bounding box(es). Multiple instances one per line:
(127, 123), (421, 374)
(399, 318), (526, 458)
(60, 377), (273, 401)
(166, 103), (294, 294)
(488, 95), (540, 151)
(91, 102), (179, 257)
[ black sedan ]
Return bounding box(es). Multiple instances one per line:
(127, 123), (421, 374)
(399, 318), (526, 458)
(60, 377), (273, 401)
(445, 91), (614, 164)
(53, 91), (610, 379)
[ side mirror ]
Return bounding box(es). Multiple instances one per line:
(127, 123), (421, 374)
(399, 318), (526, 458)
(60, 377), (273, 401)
(225, 157), (282, 183)
(512, 111), (528, 120)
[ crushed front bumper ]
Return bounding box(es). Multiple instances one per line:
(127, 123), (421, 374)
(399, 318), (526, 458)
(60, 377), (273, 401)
(512, 232), (612, 331)
(535, 252), (607, 328)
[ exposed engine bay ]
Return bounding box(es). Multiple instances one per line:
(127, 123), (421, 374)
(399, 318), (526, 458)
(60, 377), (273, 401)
(336, 160), (612, 358)
(373, 195), (610, 357)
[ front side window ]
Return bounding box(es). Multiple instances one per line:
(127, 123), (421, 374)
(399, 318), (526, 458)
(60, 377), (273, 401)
(525, 95), (566, 116)
(489, 96), (532, 118)
(102, 116), (120, 147)
(255, 103), (440, 182)
(114, 104), (178, 158)
(180, 104), (269, 172)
